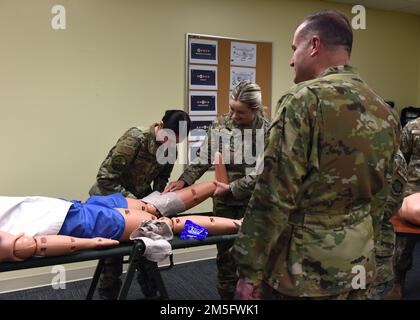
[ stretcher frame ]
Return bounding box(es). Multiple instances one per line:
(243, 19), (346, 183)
(0, 233), (237, 300)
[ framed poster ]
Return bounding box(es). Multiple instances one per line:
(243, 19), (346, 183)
(230, 67), (256, 90)
(189, 39), (218, 64)
(231, 42), (257, 67)
(189, 65), (218, 90)
(185, 33), (272, 169)
(188, 115), (217, 141)
(189, 91), (217, 115)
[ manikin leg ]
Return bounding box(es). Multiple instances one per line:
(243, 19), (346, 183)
(125, 198), (158, 216)
(116, 152), (236, 237)
(123, 182), (216, 217)
(115, 208), (158, 242)
(159, 216), (242, 236)
(214, 151), (229, 184)
(173, 151), (227, 211)
(136, 152), (228, 216)
(175, 181), (217, 211)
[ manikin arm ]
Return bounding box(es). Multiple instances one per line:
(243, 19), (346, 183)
(170, 152), (228, 212)
(0, 231), (118, 263)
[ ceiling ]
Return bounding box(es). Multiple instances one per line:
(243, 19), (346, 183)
(326, 0), (420, 15)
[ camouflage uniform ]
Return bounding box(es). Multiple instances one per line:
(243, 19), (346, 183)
(89, 124), (174, 299)
(179, 112), (269, 299)
(393, 118), (420, 297)
(90, 125), (173, 198)
(367, 149), (407, 299)
(232, 66), (401, 299)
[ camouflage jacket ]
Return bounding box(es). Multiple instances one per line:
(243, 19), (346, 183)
(89, 124), (174, 199)
(401, 117), (420, 195)
(179, 112), (270, 207)
(373, 149), (407, 286)
(232, 65), (401, 297)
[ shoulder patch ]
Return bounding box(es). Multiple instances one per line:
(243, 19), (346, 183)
(391, 179), (404, 196)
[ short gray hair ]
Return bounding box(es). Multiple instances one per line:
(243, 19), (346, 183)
(300, 10), (353, 55)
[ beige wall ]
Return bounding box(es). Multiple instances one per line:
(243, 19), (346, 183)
(0, 0), (419, 213)
(418, 50), (420, 106)
(350, 9), (420, 113)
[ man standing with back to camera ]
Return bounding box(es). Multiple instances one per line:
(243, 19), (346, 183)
(232, 10), (401, 300)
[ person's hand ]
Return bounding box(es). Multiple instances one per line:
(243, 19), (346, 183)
(213, 181), (230, 197)
(236, 278), (260, 300)
(163, 180), (186, 193)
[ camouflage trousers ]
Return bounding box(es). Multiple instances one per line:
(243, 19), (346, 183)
(393, 236), (417, 290)
(367, 255), (394, 300)
(98, 255), (157, 300)
(260, 281), (370, 300)
(366, 279), (394, 300)
(213, 201), (246, 300)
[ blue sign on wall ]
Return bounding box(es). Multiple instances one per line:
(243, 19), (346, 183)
(191, 94), (216, 112)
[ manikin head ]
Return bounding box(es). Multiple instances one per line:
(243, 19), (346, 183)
(229, 80), (263, 126)
(290, 10), (353, 84)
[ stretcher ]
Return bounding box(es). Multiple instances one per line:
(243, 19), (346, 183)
(0, 233), (237, 300)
